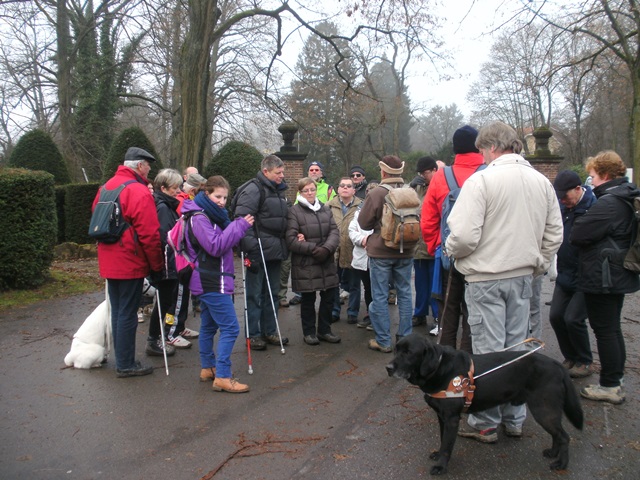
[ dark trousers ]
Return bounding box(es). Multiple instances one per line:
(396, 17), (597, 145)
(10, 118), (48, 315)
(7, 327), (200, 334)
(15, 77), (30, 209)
(107, 278), (143, 370)
(357, 269), (372, 312)
(301, 287), (337, 336)
(549, 285), (592, 365)
(584, 293), (626, 387)
(149, 279), (177, 340)
(439, 266), (471, 353)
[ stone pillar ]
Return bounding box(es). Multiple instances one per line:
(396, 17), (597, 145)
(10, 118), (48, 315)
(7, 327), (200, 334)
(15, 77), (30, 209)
(274, 121), (307, 198)
(525, 126), (563, 182)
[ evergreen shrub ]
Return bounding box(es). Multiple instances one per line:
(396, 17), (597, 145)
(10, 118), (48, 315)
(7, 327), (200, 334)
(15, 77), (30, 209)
(9, 129), (71, 185)
(204, 141), (263, 193)
(103, 127), (163, 182)
(64, 183), (101, 244)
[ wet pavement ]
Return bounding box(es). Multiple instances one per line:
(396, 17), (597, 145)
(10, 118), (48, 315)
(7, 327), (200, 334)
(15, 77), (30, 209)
(1, 265), (639, 479)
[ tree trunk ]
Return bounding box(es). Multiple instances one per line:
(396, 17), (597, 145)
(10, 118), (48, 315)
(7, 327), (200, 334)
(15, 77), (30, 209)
(179, 0), (220, 172)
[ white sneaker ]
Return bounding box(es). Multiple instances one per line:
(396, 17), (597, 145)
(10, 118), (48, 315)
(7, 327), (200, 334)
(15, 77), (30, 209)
(167, 335), (192, 349)
(429, 325), (439, 336)
(137, 309), (145, 323)
(181, 328), (199, 339)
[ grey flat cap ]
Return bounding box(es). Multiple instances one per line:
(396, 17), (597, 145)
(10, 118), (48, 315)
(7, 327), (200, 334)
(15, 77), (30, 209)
(124, 147), (156, 162)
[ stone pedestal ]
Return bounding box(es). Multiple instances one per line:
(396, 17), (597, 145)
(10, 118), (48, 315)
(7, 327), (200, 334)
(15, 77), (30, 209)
(274, 122), (307, 198)
(525, 126), (563, 182)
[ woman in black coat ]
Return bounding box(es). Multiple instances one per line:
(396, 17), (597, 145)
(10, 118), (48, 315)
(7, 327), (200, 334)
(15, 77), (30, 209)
(570, 150), (640, 404)
(286, 177), (341, 345)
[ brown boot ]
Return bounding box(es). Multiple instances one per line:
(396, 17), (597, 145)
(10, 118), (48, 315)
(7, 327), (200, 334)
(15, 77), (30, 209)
(212, 377), (250, 393)
(200, 367), (216, 382)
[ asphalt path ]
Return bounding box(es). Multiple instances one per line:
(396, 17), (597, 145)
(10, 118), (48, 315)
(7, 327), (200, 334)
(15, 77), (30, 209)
(1, 266), (639, 479)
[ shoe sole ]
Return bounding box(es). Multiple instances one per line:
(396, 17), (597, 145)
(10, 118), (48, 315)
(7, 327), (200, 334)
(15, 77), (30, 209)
(458, 431), (498, 443)
(318, 336), (341, 343)
(580, 391), (625, 405)
(116, 369), (153, 378)
(212, 385), (250, 393)
(146, 349), (176, 357)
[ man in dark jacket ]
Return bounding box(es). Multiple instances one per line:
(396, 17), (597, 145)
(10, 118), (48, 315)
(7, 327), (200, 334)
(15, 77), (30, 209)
(550, 170), (596, 378)
(93, 147), (164, 377)
(234, 155), (290, 350)
(350, 165), (368, 199)
(571, 150), (640, 404)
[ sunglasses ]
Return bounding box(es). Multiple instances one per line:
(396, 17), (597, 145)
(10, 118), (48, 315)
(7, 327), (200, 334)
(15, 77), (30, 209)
(338, 183), (354, 188)
(350, 173), (363, 178)
(309, 168), (321, 172)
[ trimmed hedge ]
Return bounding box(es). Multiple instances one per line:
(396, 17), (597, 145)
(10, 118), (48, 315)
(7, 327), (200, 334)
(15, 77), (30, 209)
(64, 183), (101, 244)
(55, 186), (66, 244)
(0, 168), (57, 290)
(103, 127), (163, 182)
(204, 141), (263, 193)
(9, 129), (71, 185)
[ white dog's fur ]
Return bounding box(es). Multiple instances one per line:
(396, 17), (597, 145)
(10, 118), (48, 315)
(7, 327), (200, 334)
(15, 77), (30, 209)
(64, 300), (112, 369)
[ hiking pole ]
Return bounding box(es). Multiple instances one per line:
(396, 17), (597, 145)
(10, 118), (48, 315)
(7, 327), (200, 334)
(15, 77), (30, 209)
(240, 251), (254, 374)
(155, 289), (170, 376)
(257, 236), (286, 354)
(437, 263), (454, 345)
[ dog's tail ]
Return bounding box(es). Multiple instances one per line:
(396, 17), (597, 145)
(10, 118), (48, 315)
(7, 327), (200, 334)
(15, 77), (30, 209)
(563, 371), (584, 430)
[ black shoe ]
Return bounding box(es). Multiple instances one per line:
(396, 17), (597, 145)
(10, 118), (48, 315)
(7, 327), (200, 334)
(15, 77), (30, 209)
(317, 332), (341, 343)
(304, 335), (320, 345)
(145, 339), (176, 357)
(263, 334), (289, 346)
(357, 315), (371, 328)
(289, 295), (302, 306)
(116, 361), (153, 378)
(347, 315), (358, 324)
(331, 315), (340, 324)
(412, 315), (426, 326)
(250, 337), (267, 350)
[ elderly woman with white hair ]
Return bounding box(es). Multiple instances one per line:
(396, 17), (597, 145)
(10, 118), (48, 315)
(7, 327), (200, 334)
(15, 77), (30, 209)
(177, 173), (207, 214)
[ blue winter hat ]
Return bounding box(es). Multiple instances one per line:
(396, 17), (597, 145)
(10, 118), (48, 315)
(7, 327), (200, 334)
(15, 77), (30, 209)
(308, 161), (324, 172)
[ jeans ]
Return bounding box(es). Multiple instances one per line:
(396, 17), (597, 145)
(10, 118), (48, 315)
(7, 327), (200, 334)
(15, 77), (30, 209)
(369, 257), (413, 347)
(198, 292), (240, 379)
(465, 275), (532, 431)
(528, 274), (544, 340)
(301, 287), (337, 336)
(245, 259), (281, 338)
(549, 285), (592, 365)
(584, 293), (626, 387)
(107, 278), (144, 370)
(332, 268), (361, 318)
(413, 259), (439, 318)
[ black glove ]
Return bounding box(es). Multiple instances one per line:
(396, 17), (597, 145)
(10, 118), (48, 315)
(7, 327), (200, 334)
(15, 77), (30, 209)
(148, 270), (164, 287)
(244, 255), (260, 274)
(312, 246), (331, 263)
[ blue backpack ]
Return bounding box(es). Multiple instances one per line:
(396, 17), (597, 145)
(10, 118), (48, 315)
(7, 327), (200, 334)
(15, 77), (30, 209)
(440, 165), (485, 270)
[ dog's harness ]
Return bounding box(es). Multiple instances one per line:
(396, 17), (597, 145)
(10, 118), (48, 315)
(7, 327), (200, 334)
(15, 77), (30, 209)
(426, 338), (545, 413)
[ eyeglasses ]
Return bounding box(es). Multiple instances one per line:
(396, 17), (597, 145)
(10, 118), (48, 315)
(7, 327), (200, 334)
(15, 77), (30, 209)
(309, 168), (321, 172)
(350, 173), (363, 178)
(301, 188), (317, 194)
(338, 184), (353, 188)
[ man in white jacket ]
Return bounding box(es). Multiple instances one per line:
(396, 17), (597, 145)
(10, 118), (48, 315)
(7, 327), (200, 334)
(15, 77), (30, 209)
(445, 121), (562, 443)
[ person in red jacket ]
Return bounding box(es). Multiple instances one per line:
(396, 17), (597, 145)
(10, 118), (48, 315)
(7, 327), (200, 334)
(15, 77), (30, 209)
(420, 126), (484, 353)
(93, 147), (164, 378)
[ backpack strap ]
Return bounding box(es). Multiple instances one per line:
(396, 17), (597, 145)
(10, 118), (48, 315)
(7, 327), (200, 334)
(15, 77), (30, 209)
(443, 167), (459, 192)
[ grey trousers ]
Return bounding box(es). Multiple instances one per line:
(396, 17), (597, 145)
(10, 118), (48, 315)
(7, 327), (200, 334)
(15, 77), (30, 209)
(465, 274), (532, 431)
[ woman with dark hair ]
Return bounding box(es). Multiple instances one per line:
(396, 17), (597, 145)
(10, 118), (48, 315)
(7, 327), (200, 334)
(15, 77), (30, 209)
(286, 177), (341, 345)
(571, 150), (640, 405)
(182, 176), (254, 393)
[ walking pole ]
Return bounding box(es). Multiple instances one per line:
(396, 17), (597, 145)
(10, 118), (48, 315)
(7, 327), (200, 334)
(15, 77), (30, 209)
(257, 236), (286, 355)
(241, 251), (254, 374)
(155, 290), (170, 375)
(437, 262), (454, 345)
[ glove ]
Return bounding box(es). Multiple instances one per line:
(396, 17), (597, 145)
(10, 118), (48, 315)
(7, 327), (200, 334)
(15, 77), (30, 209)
(148, 270), (164, 287)
(311, 246), (331, 263)
(244, 256), (260, 274)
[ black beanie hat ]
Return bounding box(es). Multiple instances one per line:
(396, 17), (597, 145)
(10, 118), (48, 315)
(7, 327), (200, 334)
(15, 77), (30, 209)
(453, 126), (480, 154)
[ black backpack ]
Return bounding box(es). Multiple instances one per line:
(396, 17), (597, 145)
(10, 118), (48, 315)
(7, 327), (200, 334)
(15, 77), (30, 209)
(88, 180), (136, 243)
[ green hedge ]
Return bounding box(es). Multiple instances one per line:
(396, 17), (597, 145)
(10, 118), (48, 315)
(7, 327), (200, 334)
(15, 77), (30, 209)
(55, 186), (66, 244)
(0, 168), (57, 290)
(103, 127), (163, 182)
(64, 183), (101, 244)
(204, 141), (263, 194)
(9, 129), (71, 185)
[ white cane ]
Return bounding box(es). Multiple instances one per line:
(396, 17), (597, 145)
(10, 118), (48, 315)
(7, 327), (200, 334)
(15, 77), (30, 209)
(155, 290), (170, 375)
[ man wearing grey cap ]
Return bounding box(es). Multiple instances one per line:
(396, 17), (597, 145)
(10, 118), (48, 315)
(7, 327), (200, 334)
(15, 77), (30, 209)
(549, 170), (596, 378)
(92, 147), (164, 377)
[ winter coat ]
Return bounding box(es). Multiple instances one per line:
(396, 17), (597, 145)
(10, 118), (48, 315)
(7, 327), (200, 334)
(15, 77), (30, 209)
(357, 177), (415, 259)
(409, 176), (433, 261)
(570, 178), (640, 294)
(445, 154), (562, 282)
(286, 201), (340, 293)
(154, 191), (180, 280)
(420, 152), (485, 256)
(93, 165), (163, 279)
(326, 195), (362, 268)
(349, 209), (372, 271)
(182, 199), (251, 296)
(233, 171), (289, 263)
(315, 178), (336, 204)
(353, 179), (368, 199)
(556, 187), (596, 291)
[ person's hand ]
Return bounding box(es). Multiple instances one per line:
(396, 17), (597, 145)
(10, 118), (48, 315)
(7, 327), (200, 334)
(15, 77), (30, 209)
(148, 270), (163, 286)
(297, 233), (305, 242)
(243, 214), (255, 226)
(362, 235), (369, 248)
(244, 255), (260, 273)
(311, 246), (331, 262)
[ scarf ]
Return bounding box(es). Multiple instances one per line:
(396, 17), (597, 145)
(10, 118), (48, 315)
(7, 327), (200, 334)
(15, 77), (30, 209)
(194, 191), (231, 229)
(297, 194), (322, 212)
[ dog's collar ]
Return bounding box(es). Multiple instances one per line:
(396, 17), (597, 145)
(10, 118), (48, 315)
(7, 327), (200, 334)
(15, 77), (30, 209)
(426, 360), (476, 413)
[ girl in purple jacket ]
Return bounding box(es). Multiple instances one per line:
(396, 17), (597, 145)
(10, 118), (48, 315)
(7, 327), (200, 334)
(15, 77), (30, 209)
(182, 176), (254, 393)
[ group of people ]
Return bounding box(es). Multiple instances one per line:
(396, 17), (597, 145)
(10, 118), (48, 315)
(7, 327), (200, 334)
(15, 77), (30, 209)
(95, 123), (638, 411)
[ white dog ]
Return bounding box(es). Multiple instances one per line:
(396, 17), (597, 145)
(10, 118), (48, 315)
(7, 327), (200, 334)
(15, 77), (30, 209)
(64, 300), (113, 369)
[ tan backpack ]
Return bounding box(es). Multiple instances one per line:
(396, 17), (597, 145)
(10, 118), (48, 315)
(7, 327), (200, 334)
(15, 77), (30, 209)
(380, 184), (421, 253)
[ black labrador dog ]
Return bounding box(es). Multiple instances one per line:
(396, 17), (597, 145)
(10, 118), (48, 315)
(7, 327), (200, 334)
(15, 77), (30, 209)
(386, 334), (583, 475)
